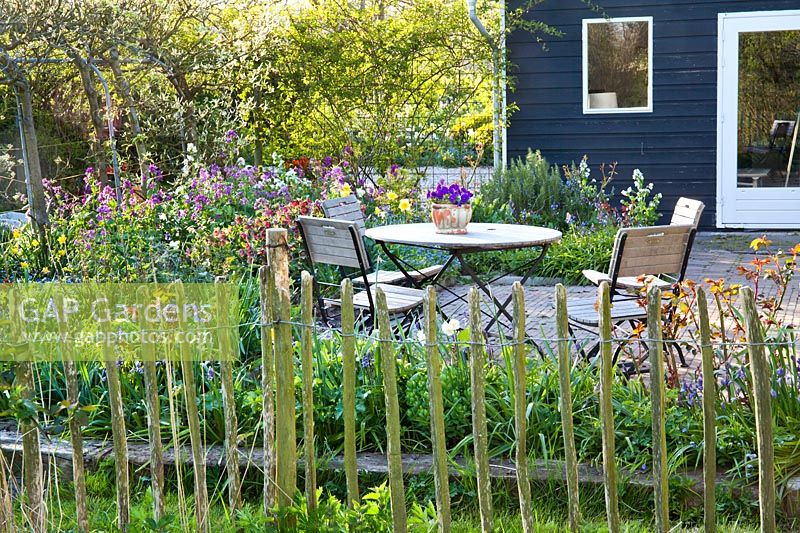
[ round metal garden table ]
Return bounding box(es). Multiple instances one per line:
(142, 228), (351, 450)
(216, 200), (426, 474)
(365, 223), (562, 330)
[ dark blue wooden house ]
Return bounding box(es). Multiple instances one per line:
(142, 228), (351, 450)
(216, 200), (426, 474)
(507, 0), (800, 228)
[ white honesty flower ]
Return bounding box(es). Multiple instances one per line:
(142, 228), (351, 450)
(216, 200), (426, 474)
(416, 329), (426, 344)
(441, 318), (460, 337)
(169, 240), (180, 250)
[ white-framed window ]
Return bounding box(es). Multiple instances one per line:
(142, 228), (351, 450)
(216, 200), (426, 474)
(582, 16), (653, 114)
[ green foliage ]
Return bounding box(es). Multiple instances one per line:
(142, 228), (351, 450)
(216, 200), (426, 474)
(449, 105), (493, 154)
(478, 150), (616, 231)
(538, 226), (617, 284)
(469, 195), (515, 225)
(260, 0), (492, 171)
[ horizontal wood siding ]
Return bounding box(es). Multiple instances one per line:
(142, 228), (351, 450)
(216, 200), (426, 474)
(507, 0), (800, 227)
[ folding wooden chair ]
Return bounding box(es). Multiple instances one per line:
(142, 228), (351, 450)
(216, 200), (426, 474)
(297, 215), (425, 330)
(568, 224), (697, 369)
(582, 197), (703, 292)
(322, 195), (443, 285)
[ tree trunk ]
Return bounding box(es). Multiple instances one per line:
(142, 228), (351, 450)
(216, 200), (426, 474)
(18, 82), (49, 230)
(73, 57), (108, 184)
(108, 47), (149, 188)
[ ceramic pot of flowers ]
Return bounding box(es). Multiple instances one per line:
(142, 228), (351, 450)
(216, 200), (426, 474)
(427, 181), (473, 234)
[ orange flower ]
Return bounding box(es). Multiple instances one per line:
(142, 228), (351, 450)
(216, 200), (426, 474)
(791, 243), (800, 255)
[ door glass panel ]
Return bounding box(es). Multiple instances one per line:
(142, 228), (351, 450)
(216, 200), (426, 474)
(737, 30), (800, 188)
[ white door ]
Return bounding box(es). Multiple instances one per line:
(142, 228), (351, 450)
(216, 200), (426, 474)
(717, 11), (800, 228)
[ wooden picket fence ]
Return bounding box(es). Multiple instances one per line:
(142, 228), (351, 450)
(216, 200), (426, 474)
(0, 227), (782, 533)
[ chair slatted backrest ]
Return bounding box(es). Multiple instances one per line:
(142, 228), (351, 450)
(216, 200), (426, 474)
(322, 196), (367, 235)
(297, 216), (371, 270)
(670, 197), (705, 227)
(609, 224), (696, 280)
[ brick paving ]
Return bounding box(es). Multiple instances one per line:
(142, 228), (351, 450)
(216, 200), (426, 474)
(439, 231), (800, 375)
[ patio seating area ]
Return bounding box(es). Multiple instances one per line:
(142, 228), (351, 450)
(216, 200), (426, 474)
(298, 189), (798, 380)
(438, 231), (800, 375)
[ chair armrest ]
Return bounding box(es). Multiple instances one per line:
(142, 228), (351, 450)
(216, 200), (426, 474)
(582, 269), (611, 286)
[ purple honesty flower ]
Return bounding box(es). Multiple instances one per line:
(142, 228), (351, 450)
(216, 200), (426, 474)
(148, 163), (163, 182)
(322, 156), (333, 168)
(225, 129), (238, 143)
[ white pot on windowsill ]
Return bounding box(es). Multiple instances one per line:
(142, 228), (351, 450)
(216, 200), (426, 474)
(589, 92), (619, 109)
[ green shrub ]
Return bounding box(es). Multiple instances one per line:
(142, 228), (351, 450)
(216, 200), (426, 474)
(480, 150), (564, 224)
(478, 150), (616, 230)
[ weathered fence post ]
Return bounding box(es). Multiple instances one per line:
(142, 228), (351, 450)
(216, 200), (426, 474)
(469, 288), (492, 532)
(216, 277), (242, 514)
(141, 358), (164, 520)
(100, 308), (129, 533)
(163, 359), (189, 531)
(258, 265), (277, 513)
(697, 288), (716, 533)
(64, 360), (89, 530)
(300, 272), (317, 509)
(269, 228), (296, 514)
(376, 288), (407, 532)
(647, 286), (669, 533)
(555, 284), (580, 532)
(19, 365), (46, 533)
(9, 288), (46, 533)
(741, 287), (776, 533)
(56, 290), (89, 532)
(424, 286), (451, 533)
(274, 286), (295, 510)
(136, 287), (164, 523)
(511, 283), (533, 533)
(175, 281), (209, 533)
(341, 279), (359, 507)
(0, 451), (13, 533)
(597, 282), (620, 533)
